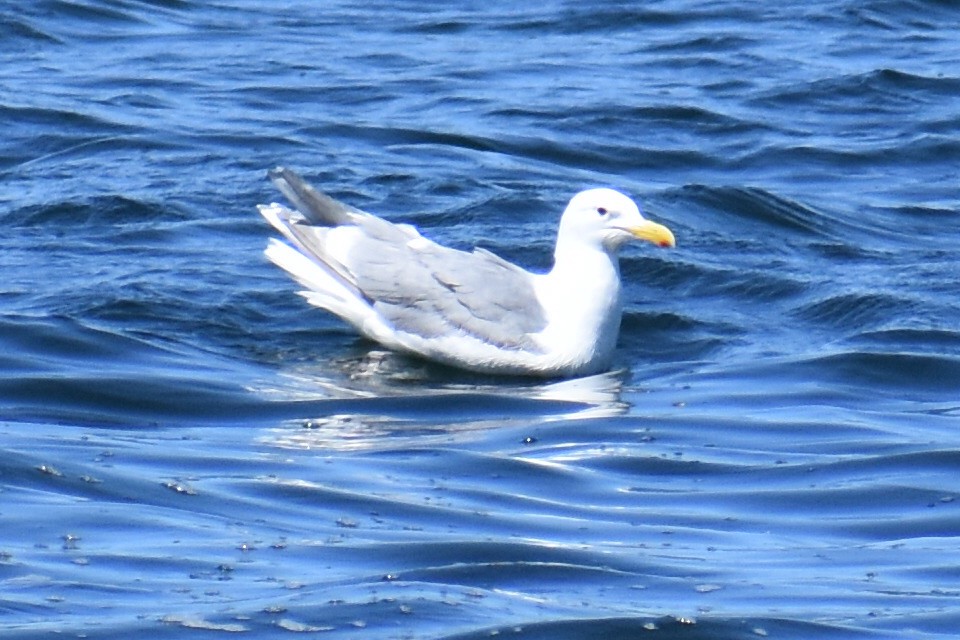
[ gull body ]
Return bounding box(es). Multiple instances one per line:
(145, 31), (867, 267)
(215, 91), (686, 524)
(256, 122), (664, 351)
(258, 167), (674, 377)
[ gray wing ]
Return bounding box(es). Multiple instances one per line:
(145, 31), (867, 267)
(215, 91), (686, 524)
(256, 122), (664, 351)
(353, 229), (548, 351)
(269, 167), (548, 351)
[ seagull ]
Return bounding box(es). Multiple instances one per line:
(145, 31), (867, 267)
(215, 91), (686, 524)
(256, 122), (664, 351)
(258, 167), (675, 377)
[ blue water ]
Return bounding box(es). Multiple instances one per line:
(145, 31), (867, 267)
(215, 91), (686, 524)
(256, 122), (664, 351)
(2, 1), (959, 638)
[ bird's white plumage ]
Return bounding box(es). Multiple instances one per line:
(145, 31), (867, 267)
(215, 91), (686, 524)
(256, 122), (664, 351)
(258, 168), (674, 377)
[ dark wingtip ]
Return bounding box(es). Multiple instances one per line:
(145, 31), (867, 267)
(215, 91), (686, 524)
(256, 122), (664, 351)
(267, 165), (293, 184)
(264, 166), (352, 226)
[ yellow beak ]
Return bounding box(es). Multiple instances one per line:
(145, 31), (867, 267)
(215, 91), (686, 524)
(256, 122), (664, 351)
(626, 219), (676, 248)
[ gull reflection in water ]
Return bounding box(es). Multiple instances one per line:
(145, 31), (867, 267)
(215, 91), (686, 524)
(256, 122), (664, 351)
(254, 350), (628, 452)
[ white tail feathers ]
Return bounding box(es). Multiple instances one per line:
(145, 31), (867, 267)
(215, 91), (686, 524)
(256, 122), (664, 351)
(264, 239), (345, 303)
(263, 239), (399, 347)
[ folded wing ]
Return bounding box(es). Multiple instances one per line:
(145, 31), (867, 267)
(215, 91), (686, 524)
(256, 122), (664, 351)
(260, 168), (548, 353)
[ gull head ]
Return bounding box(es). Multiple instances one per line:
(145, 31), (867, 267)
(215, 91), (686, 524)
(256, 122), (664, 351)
(558, 188), (676, 253)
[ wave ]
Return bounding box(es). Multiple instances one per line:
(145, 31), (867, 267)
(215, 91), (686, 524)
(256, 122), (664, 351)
(439, 615), (881, 640)
(800, 350), (960, 395)
(5, 195), (184, 228)
(680, 184), (834, 237)
(851, 327), (960, 353)
(792, 291), (913, 329)
(0, 14), (63, 45)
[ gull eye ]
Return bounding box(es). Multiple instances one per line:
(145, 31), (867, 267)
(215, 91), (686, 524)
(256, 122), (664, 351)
(596, 207), (608, 216)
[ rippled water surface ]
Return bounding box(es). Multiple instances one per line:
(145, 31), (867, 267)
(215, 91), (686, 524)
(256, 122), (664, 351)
(2, 1), (959, 638)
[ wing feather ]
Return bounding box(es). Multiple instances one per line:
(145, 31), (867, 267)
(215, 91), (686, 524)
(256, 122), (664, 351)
(263, 168), (548, 353)
(346, 224), (547, 351)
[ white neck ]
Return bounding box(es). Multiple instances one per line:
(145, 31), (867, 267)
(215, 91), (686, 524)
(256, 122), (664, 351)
(532, 240), (624, 372)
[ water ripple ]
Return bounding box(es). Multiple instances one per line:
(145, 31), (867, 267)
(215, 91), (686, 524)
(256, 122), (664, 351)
(2, 1), (959, 639)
